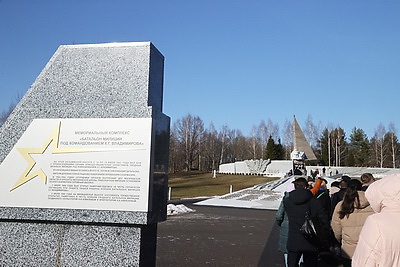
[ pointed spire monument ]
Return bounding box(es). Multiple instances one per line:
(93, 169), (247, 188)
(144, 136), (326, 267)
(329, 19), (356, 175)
(292, 115), (317, 161)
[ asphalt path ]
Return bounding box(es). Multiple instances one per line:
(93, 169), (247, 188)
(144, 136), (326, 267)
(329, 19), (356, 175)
(156, 199), (283, 267)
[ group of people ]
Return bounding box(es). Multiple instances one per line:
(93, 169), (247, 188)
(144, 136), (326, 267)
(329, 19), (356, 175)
(310, 167), (339, 179)
(276, 172), (400, 267)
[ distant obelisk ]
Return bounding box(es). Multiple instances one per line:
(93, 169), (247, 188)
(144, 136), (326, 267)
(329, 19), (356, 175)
(293, 115), (317, 161)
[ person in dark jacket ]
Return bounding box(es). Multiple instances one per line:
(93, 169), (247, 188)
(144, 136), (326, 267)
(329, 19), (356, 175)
(276, 191), (290, 267)
(284, 177), (331, 267)
(330, 176), (351, 217)
(314, 178), (331, 219)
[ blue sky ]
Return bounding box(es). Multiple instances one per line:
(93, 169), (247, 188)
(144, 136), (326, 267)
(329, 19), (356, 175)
(1, 0), (399, 139)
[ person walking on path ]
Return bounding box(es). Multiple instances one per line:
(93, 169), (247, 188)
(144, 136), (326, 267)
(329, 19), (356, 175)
(276, 191), (291, 267)
(284, 177), (331, 267)
(352, 174), (400, 267)
(314, 178), (331, 216)
(331, 179), (374, 267)
(276, 177), (323, 267)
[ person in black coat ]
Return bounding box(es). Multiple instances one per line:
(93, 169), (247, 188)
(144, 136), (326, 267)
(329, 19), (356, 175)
(283, 177), (331, 267)
(330, 176), (351, 217)
(314, 178), (331, 219)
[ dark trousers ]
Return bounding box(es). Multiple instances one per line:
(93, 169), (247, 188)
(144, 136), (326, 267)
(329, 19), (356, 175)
(341, 257), (351, 267)
(288, 251), (318, 267)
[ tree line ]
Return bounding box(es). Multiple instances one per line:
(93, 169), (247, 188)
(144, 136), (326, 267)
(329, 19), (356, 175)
(169, 114), (400, 173)
(1, 103), (399, 172)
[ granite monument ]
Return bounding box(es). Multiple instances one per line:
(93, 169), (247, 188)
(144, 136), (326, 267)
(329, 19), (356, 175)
(0, 42), (169, 266)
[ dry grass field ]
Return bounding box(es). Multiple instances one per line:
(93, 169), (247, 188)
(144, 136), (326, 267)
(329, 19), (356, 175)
(167, 171), (278, 199)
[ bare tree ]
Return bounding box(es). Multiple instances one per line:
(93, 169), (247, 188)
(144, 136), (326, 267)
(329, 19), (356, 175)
(250, 125), (258, 159)
(331, 127), (346, 167)
(229, 129), (251, 162)
(0, 92), (22, 126)
(374, 123), (387, 168)
(266, 118), (279, 142)
(219, 125), (229, 165)
(388, 122), (398, 168)
(282, 119), (293, 159)
(202, 123), (219, 171)
(303, 114), (319, 148)
(169, 131), (184, 173)
(326, 123), (336, 167)
(257, 120), (268, 159)
(174, 114), (204, 171)
(225, 128), (236, 162)
(0, 108), (10, 126)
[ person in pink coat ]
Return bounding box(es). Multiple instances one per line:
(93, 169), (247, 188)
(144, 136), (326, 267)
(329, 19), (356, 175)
(352, 173), (400, 267)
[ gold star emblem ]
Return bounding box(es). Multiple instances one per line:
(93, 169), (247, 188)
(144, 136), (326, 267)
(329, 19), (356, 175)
(11, 124), (62, 191)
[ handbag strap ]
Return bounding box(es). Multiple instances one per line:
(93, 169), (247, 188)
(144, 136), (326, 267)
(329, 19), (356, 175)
(305, 198), (312, 219)
(304, 210), (311, 220)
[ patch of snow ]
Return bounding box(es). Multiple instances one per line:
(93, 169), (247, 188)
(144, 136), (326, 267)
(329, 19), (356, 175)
(194, 168), (400, 211)
(195, 176), (337, 210)
(167, 204), (196, 216)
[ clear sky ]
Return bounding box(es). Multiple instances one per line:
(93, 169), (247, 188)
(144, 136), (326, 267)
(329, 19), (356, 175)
(1, 0), (399, 139)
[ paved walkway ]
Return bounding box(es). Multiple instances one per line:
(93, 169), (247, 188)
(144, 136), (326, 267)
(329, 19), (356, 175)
(157, 199), (342, 267)
(157, 200), (279, 266)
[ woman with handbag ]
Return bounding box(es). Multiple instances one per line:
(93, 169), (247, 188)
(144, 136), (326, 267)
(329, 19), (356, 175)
(284, 177), (331, 267)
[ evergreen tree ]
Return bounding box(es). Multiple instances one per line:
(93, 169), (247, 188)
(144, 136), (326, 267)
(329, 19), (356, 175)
(275, 139), (285, 160)
(264, 135), (277, 160)
(346, 127), (370, 166)
(346, 150), (355, 166)
(318, 129), (330, 166)
(264, 135), (284, 160)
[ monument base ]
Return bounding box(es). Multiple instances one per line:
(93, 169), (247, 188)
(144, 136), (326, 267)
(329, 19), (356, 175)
(0, 222), (157, 266)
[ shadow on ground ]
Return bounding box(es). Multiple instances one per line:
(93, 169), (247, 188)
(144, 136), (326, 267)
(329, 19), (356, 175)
(157, 200), (343, 267)
(157, 200), (281, 266)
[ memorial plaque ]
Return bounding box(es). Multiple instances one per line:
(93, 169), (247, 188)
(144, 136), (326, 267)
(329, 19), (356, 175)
(0, 118), (152, 212)
(0, 42), (169, 266)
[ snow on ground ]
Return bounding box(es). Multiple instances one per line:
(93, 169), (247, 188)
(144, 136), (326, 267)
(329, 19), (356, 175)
(195, 167), (400, 211)
(194, 175), (338, 210)
(174, 167), (400, 212)
(167, 204), (196, 216)
(194, 182), (284, 210)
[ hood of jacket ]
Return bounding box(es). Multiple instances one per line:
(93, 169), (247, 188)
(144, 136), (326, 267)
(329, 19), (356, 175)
(365, 174), (400, 213)
(288, 188), (313, 205)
